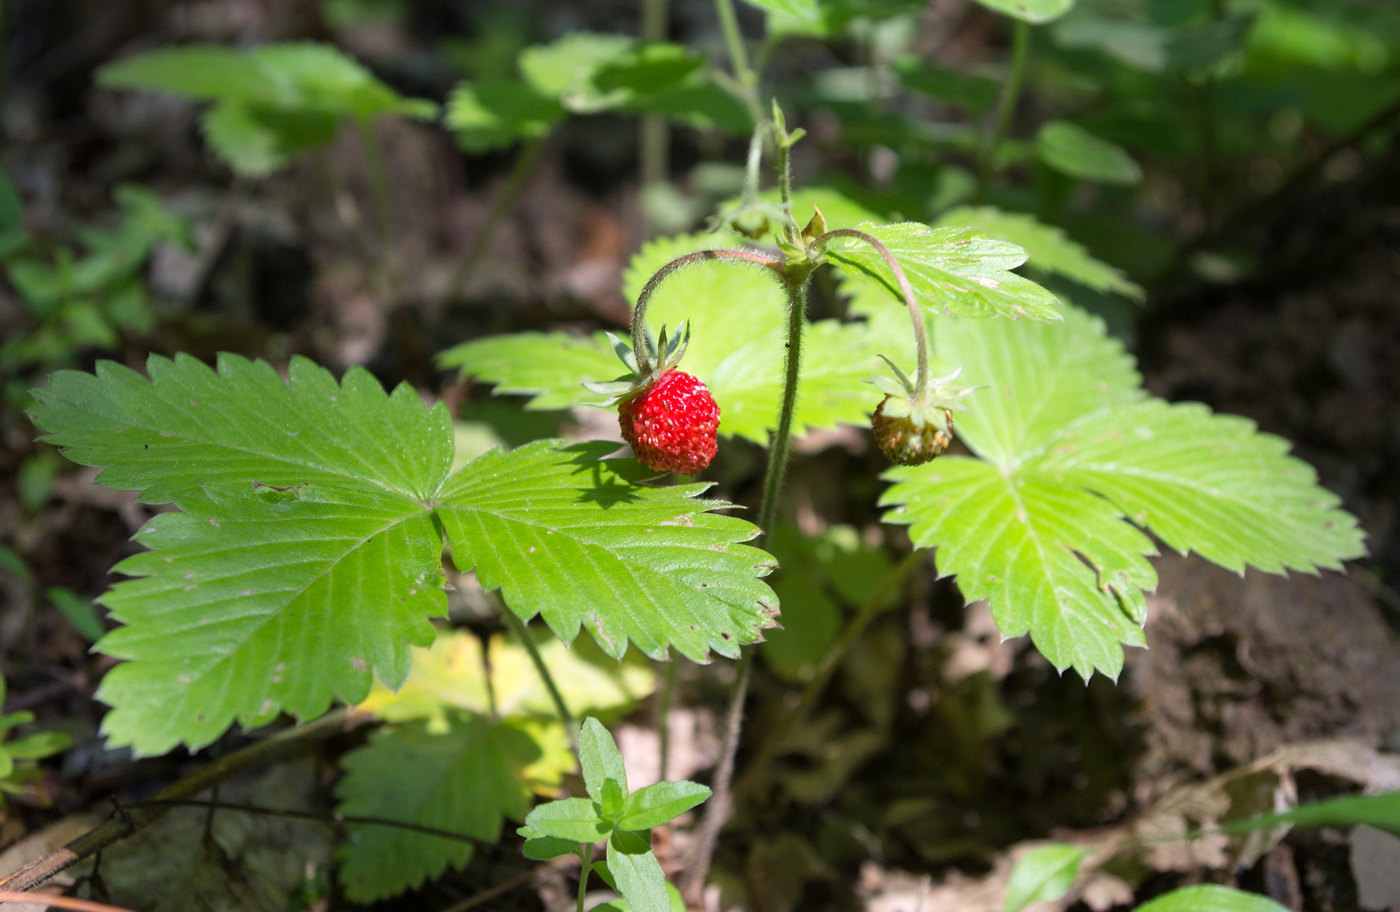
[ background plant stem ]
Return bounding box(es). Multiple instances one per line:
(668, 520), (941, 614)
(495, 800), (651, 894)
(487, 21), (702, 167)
(640, 0), (671, 238)
(976, 19), (1030, 199)
(443, 134), (546, 304)
(658, 658), (675, 781)
(714, 0), (764, 124)
(501, 606), (575, 741)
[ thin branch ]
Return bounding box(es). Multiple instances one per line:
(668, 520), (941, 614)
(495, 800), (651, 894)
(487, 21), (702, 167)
(976, 19), (1030, 199)
(443, 134), (547, 304)
(0, 708), (354, 893)
(816, 228), (929, 395)
(0, 891), (139, 912)
(500, 607), (575, 742)
(629, 248), (785, 371)
(435, 854), (579, 912)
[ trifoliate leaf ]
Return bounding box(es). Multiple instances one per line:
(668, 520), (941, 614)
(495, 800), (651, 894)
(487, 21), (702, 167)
(881, 304), (1364, 679)
(1004, 843), (1088, 912)
(525, 796), (611, 842)
(1035, 121), (1143, 185)
(440, 230), (913, 444)
(358, 629), (655, 729)
(1133, 886), (1287, 912)
(971, 0), (1075, 24)
(99, 43), (436, 175)
(335, 713), (541, 902)
(618, 781), (712, 831)
(578, 717), (628, 802)
(825, 222), (1063, 322)
(436, 440), (779, 661)
(445, 78), (563, 153)
(934, 206), (1143, 299)
(29, 355), (453, 754)
(608, 829), (669, 912)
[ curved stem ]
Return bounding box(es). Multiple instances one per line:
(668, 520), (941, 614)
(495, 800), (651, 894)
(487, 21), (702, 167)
(629, 248), (785, 372)
(976, 19), (1030, 199)
(576, 843), (593, 912)
(816, 228), (929, 396)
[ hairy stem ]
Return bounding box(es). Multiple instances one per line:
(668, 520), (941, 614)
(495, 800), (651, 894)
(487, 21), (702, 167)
(576, 843), (593, 912)
(629, 248), (785, 372)
(682, 267), (810, 899)
(502, 607), (575, 740)
(444, 134), (546, 303)
(816, 228), (928, 395)
(976, 19), (1030, 199)
(0, 708), (353, 892)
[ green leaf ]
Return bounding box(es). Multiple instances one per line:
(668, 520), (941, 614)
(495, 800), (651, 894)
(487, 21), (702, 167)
(608, 829), (669, 912)
(519, 33), (636, 113)
(0, 711), (35, 734)
(525, 796), (611, 843)
(200, 103), (291, 177)
(335, 713), (540, 902)
(881, 304), (1364, 679)
(826, 222), (1063, 322)
(518, 824), (582, 860)
(435, 439), (780, 662)
(0, 546), (31, 585)
(45, 586), (106, 642)
(1133, 886), (1287, 912)
(594, 44), (705, 96)
(445, 79), (563, 153)
(441, 229), (915, 445)
(934, 206), (1143, 299)
(602, 778), (627, 817)
(891, 57), (1000, 114)
(29, 355), (453, 754)
(1222, 791), (1400, 837)
(1004, 844), (1088, 912)
(0, 751), (13, 781)
(99, 43), (436, 174)
(579, 717), (628, 802)
(618, 781), (712, 831)
(1035, 121), (1143, 185)
(3, 730), (72, 761)
(970, 0), (1075, 24)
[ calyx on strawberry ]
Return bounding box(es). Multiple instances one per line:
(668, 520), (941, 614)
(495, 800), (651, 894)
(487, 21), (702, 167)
(868, 356), (978, 466)
(583, 322), (721, 476)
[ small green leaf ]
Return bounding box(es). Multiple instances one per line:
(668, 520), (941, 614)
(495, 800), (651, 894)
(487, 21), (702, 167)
(0, 751), (13, 781)
(45, 586), (106, 643)
(1221, 791), (1400, 837)
(934, 206), (1143, 299)
(891, 57), (1000, 114)
(445, 79), (563, 153)
(525, 797), (611, 843)
(3, 731), (72, 761)
(0, 711), (36, 734)
(1004, 843), (1088, 912)
(608, 829), (669, 912)
(618, 780), (712, 831)
(336, 713), (542, 902)
(519, 33), (635, 112)
(1035, 121), (1143, 185)
(200, 104), (290, 177)
(0, 546), (31, 585)
(1133, 885), (1288, 912)
(826, 222), (1063, 322)
(579, 717), (628, 802)
(602, 777), (627, 818)
(518, 824), (582, 860)
(971, 0), (1075, 24)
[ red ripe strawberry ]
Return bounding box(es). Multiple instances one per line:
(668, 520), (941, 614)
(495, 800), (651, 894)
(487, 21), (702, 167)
(619, 370), (720, 475)
(583, 321), (722, 476)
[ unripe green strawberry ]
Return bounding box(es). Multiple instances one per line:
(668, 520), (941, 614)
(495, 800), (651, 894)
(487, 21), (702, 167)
(872, 396), (953, 466)
(619, 370), (720, 475)
(866, 357), (978, 467)
(583, 321), (721, 476)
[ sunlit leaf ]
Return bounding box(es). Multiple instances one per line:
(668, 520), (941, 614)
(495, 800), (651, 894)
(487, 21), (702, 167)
(1035, 121), (1143, 185)
(1004, 843), (1088, 912)
(1133, 886), (1287, 912)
